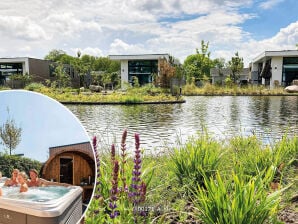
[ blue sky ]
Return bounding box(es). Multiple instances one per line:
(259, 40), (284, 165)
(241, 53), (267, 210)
(0, 0), (297, 66)
(241, 0), (298, 39)
(0, 90), (90, 162)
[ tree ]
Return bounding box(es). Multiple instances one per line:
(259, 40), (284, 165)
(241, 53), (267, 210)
(101, 72), (112, 90)
(0, 118), (22, 155)
(213, 58), (226, 70)
(52, 63), (71, 88)
(183, 40), (213, 82)
(44, 49), (67, 61)
(156, 59), (176, 88)
(227, 52), (244, 84)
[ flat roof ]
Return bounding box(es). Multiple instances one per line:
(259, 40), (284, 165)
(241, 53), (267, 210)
(109, 54), (169, 61)
(252, 50), (298, 63)
(0, 57), (48, 63)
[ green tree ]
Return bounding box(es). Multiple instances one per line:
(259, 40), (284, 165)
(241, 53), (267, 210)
(183, 40), (213, 82)
(44, 49), (67, 61)
(102, 72), (112, 90)
(0, 118), (22, 155)
(94, 57), (120, 73)
(213, 57), (226, 70)
(52, 63), (71, 88)
(228, 52), (244, 84)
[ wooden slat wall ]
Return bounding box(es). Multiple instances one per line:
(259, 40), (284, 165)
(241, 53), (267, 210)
(43, 152), (94, 186)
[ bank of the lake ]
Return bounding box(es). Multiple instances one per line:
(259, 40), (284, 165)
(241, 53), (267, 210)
(1, 84), (297, 104)
(19, 84), (184, 104)
(182, 83), (298, 96)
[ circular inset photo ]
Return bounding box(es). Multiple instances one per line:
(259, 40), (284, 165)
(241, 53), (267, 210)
(0, 90), (95, 224)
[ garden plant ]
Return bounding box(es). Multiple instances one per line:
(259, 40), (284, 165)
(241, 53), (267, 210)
(86, 129), (297, 223)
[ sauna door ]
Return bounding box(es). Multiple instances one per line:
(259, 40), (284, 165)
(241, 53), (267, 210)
(60, 158), (73, 184)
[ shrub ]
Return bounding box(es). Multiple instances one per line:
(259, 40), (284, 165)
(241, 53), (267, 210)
(0, 155), (42, 177)
(25, 82), (46, 91)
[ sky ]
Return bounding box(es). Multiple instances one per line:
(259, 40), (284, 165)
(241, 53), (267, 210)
(0, 90), (90, 162)
(0, 0), (298, 66)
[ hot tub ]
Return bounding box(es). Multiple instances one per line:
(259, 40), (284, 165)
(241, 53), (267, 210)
(0, 186), (83, 224)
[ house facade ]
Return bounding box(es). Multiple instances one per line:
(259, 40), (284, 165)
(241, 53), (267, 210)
(210, 67), (250, 85)
(250, 50), (298, 87)
(0, 57), (80, 87)
(109, 54), (170, 88)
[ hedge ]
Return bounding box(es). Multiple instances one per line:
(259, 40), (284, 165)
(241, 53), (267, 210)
(0, 155), (42, 177)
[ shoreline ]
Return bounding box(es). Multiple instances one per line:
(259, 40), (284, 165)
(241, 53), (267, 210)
(60, 99), (186, 105)
(183, 93), (298, 96)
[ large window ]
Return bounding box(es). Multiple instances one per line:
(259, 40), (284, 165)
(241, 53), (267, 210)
(282, 57), (298, 86)
(0, 63), (23, 84)
(128, 60), (158, 85)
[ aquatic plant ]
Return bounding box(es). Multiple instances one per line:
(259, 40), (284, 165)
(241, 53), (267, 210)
(171, 132), (224, 193)
(193, 169), (282, 224)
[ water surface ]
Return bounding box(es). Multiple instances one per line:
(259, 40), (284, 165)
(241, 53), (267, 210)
(67, 96), (298, 154)
(1, 186), (70, 202)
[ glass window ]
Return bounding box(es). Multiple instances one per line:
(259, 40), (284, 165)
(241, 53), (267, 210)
(283, 57), (298, 64)
(128, 60), (158, 85)
(0, 63), (23, 77)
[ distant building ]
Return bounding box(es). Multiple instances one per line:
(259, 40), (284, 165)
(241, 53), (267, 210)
(0, 57), (80, 87)
(210, 67), (250, 85)
(250, 50), (298, 87)
(109, 54), (170, 88)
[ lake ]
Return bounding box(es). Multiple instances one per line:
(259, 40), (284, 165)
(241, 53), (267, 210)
(67, 96), (298, 154)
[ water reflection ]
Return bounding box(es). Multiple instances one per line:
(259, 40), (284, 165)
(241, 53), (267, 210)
(67, 96), (298, 153)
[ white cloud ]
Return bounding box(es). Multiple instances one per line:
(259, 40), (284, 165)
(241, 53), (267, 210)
(43, 13), (102, 38)
(71, 47), (104, 57)
(109, 39), (147, 55)
(231, 21), (298, 65)
(19, 46), (31, 52)
(259, 0), (284, 10)
(0, 16), (48, 41)
(0, 0), (297, 68)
